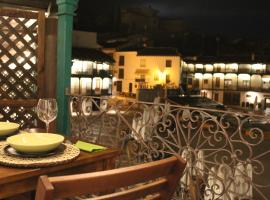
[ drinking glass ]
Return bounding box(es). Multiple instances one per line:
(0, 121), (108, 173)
(36, 98), (58, 133)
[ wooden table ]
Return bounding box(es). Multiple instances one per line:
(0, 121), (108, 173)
(0, 148), (120, 199)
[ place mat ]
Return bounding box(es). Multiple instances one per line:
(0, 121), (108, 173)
(0, 142), (80, 168)
(4, 144), (66, 158)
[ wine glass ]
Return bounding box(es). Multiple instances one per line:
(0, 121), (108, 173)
(36, 98), (58, 133)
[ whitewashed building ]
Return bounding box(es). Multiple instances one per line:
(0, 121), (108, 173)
(112, 47), (182, 97)
(182, 55), (270, 109)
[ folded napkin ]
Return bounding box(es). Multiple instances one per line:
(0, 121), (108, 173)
(75, 141), (107, 152)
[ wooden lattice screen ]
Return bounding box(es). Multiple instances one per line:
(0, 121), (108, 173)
(0, 8), (45, 128)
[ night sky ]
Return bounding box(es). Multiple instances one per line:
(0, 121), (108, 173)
(77, 0), (270, 38)
(122, 0), (270, 38)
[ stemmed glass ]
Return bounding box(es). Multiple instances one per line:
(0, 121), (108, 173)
(36, 98), (58, 133)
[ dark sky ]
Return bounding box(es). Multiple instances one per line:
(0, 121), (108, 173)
(121, 0), (270, 38)
(78, 0), (270, 38)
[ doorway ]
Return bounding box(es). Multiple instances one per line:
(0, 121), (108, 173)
(129, 83), (132, 93)
(116, 81), (122, 92)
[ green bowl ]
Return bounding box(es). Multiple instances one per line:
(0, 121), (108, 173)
(7, 133), (64, 153)
(0, 122), (20, 136)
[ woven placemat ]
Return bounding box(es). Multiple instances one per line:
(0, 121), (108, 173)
(0, 142), (80, 168)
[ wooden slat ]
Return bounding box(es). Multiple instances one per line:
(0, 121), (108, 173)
(0, 7), (38, 18)
(37, 10), (45, 98)
(0, 99), (37, 107)
(90, 179), (166, 200)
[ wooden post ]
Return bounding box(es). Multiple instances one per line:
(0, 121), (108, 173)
(56, 0), (78, 134)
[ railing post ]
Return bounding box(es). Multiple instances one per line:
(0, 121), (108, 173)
(56, 0), (79, 135)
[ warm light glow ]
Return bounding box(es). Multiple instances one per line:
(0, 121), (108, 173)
(97, 63), (103, 71)
(262, 76), (270, 81)
(203, 73), (212, 78)
(157, 70), (166, 83)
(93, 77), (102, 89)
(195, 73), (203, 78)
(112, 77), (117, 82)
(103, 63), (109, 71)
(195, 64), (203, 69)
(225, 73), (237, 78)
(102, 78), (110, 89)
(214, 63), (225, 68)
(80, 78), (92, 94)
(226, 63), (238, 71)
(213, 73), (224, 77)
(71, 60), (82, 74)
(71, 77), (80, 94)
(187, 64), (194, 70)
(205, 64), (213, 71)
(252, 64), (265, 70)
(246, 91), (262, 102)
(238, 74), (250, 80)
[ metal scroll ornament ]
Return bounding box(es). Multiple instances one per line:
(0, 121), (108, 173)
(69, 95), (270, 200)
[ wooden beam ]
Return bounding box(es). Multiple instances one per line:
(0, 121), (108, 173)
(0, 0), (53, 10)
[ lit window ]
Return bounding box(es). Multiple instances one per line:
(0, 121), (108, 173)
(187, 78), (192, 85)
(214, 93), (219, 101)
(119, 56), (125, 66)
(166, 60), (172, 67)
(215, 77), (220, 88)
(224, 79), (232, 87)
(118, 69), (124, 79)
(243, 80), (250, 88)
(166, 74), (170, 83)
(154, 74), (159, 81)
(140, 59), (146, 67)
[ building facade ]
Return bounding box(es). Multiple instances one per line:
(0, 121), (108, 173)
(70, 31), (114, 96)
(71, 48), (114, 96)
(112, 48), (181, 96)
(182, 57), (270, 109)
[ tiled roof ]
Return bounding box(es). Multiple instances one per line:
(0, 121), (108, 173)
(72, 48), (115, 63)
(184, 55), (270, 64)
(137, 47), (180, 56)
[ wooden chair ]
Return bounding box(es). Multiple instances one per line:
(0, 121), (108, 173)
(35, 156), (186, 200)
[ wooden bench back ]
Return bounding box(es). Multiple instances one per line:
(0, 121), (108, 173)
(35, 156), (186, 200)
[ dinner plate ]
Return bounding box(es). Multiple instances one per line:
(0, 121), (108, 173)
(4, 144), (66, 158)
(0, 122), (20, 136)
(6, 133), (65, 153)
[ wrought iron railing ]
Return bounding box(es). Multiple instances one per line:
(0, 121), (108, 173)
(69, 95), (270, 200)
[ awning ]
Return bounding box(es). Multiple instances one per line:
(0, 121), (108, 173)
(135, 69), (149, 74)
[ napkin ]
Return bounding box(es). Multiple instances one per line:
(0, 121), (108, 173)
(75, 141), (107, 152)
